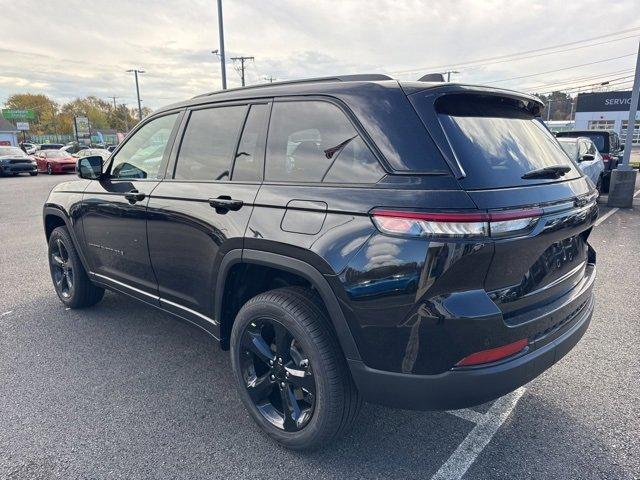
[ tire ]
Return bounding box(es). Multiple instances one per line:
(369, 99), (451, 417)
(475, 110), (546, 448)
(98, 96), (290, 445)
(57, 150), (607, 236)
(230, 286), (362, 450)
(48, 226), (104, 308)
(29, 171), (38, 176)
(47, 164), (53, 175)
(601, 173), (610, 193)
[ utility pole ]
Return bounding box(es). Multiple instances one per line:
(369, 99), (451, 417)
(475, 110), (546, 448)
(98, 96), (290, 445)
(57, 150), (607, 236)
(608, 39), (640, 208)
(108, 96), (118, 110)
(443, 70), (459, 82)
(126, 69), (145, 121)
(231, 56), (254, 86)
(546, 99), (553, 121)
(216, 0), (227, 89)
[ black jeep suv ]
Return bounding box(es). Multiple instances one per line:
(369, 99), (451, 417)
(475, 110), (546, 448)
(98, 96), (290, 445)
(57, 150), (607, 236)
(43, 75), (597, 450)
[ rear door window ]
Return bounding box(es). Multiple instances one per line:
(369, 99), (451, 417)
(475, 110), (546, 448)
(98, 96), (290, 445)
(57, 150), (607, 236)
(265, 100), (384, 183)
(174, 106), (246, 181)
(435, 94), (580, 189)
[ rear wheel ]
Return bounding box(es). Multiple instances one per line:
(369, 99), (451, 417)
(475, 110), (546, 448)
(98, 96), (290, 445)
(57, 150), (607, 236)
(48, 226), (104, 308)
(230, 287), (361, 450)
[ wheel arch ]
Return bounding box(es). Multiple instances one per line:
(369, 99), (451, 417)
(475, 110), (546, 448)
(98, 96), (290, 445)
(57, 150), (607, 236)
(216, 249), (361, 362)
(43, 206), (92, 274)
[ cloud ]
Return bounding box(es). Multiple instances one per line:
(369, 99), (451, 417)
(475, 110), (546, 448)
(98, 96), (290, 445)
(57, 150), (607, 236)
(0, 0), (638, 110)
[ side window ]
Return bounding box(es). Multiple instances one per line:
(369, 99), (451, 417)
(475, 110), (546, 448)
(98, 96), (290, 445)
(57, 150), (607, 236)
(231, 104), (269, 181)
(110, 113), (178, 179)
(578, 141), (588, 158)
(174, 106), (245, 181)
(265, 100), (384, 183)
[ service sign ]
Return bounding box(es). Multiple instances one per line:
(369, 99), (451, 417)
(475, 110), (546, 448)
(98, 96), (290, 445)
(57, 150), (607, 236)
(576, 91), (640, 113)
(16, 122), (29, 131)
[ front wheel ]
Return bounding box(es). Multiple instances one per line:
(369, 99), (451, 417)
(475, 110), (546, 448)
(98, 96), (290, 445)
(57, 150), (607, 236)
(48, 226), (104, 308)
(29, 171), (38, 176)
(230, 287), (361, 450)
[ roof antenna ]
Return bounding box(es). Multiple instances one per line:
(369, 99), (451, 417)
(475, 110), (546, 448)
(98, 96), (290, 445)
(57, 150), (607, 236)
(418, 73), (445, 82)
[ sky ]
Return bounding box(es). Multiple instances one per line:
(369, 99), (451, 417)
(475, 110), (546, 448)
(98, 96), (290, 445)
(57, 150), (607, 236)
(1, 0), (639, 111)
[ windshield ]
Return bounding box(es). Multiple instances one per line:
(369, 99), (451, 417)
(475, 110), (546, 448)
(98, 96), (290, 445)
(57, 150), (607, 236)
(0, 147), (27, 157)
(558, 140), (579, 161)
(435, 94), (580, 189)
(577, 133), (605, 151)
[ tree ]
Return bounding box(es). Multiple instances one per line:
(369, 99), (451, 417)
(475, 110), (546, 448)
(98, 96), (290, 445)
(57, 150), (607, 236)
(535, 91), (576, 121)
(5, 93), (60, 135)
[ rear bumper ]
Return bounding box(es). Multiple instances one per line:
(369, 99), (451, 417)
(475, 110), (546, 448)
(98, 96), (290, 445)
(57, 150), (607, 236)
(348, 276), (595, 411)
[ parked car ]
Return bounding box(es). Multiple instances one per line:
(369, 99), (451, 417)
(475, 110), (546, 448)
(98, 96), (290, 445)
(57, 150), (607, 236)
(75, 148), (111, 160)
(20, 142), (38, 154)
(61, 143), (89, 155)
(555, 130), (622, 192)
(43, 75), (598, 450)
(38, 143), (65, 151)
(0, 146), (37, 176)
(557, 137), (605, 190)
(106, 144), (118, 153)
(34, 149), (77, 174)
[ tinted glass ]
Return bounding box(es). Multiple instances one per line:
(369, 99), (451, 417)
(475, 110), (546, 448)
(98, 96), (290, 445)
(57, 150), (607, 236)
(323, 136), (384, 183)
(437, 95), (579, 189)
(266, 101), (382, 183)
(111, 113), (177, 179)
(175, 106), (245, 181)
(232, 104), (268, 181)
(44, 150), (70, 158)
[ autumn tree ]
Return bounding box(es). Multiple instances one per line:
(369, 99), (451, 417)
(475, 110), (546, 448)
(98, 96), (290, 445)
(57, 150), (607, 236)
(5, 93), (60, 135)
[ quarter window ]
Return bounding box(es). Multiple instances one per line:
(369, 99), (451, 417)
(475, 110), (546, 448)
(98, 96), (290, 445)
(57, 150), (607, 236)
(110, 113), (178, 179)
(175, 106), (246, 181)
(265, 101), (384, 183)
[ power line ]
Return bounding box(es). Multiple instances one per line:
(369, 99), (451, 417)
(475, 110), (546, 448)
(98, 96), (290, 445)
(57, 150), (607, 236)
(485, 53), (636, 84)
(523, 68), (635, 91)
(387, 27), (640, 75)
(533, 75), (637, 96)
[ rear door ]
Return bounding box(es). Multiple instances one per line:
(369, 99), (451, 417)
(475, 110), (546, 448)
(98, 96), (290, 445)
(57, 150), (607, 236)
(409, 90), (597, 319)
(146, 101), (269, 332)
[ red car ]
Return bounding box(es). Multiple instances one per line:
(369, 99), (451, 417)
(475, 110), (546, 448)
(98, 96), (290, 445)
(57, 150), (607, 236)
(34, 150), (77, 174)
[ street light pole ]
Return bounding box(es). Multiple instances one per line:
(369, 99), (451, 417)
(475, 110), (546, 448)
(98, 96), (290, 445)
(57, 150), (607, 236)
(216, 0), (227, 89)
(607, 39), (640, 208)
(126, 69), (145, 121)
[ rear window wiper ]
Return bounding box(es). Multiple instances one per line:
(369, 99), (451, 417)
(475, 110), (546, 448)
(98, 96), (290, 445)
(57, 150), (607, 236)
(521, 165), (571, 179)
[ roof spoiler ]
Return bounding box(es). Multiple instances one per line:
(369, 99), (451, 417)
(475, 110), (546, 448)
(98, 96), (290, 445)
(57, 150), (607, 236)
(418, 73), (445, 82)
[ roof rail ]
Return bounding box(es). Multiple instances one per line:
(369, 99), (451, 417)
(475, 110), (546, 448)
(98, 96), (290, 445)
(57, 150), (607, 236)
(192, 74), (394, 98)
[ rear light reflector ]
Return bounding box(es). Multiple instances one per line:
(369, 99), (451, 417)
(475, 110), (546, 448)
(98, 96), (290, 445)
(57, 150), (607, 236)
(371, 208), (542, 239)
(455, 339), (529, 367)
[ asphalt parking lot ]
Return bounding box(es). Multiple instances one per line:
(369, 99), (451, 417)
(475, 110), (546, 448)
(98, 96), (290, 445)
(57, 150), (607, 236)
(1, 173), (639, 480)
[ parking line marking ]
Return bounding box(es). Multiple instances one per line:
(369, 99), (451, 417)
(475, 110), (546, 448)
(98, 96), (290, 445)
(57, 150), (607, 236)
(595, 188), (640, 227)
(445, 408), (484, 424)
(431, 387), (526, 480)
(1, 311), (12, 317)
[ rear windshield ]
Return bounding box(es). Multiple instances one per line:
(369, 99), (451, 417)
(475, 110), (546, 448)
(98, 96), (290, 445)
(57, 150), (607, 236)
(436, 94), (580, 189)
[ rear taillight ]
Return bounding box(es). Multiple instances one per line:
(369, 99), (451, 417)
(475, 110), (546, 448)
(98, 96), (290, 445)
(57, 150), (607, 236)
(455, 338), (529, 367)
(371, 208), (542, 239)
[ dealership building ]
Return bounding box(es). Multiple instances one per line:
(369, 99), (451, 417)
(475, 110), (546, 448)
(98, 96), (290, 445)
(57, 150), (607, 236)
(574, 90), (640, 146)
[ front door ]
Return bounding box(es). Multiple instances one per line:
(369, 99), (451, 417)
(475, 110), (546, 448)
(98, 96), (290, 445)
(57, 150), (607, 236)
(81, 112), (182, 301)
(147, 102), (270, 331)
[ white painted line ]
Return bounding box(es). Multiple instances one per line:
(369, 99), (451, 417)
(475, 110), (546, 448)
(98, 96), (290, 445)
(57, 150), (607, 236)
(1, 311), (12, 317)
(431, 387), (526, 480)
(594, 188), (640, 227)
(445, 408), (484, 424)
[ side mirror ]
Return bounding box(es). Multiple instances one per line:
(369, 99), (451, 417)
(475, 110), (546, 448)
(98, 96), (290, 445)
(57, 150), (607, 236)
(77, 155), (103, 179)
(580, 154), (595, 162)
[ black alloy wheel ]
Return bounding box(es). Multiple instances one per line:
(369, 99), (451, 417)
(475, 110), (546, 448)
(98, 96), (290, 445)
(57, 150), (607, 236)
(239, 318), (316, 432)
(50, 237), (74, 299)
(47, 163), (53, 175)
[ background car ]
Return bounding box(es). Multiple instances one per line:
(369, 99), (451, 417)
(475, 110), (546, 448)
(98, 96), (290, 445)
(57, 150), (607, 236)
(34, 149), (77, 174)
(61, 143), (89, 155)
(76, 148), (111, 160)
(0, 146), (37, 176)
(19, 142), (38, 154)
(38, 143), (65, 151)
(557, 137), (605, 191)
(555, 130), (622, 192)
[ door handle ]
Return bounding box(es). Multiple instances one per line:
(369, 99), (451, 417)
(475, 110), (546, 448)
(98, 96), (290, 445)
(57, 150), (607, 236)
(124, 189), (146, 204)
(208, 196), (243, 213)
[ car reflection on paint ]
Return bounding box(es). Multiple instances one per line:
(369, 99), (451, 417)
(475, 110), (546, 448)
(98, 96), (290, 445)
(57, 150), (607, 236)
(346, 271), (419, 299)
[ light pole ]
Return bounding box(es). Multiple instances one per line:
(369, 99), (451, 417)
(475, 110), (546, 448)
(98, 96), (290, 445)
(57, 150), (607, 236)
(607, 39), (640, 207)
(216, 0), (227, 89)
(443, 70), (459, 82)
(126, 69), (145, 121)
(546, 99), (553, 121)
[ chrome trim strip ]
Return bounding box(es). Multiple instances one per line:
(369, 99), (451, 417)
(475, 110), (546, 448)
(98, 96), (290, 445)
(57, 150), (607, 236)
(93, 273), (159, 300)
(159, 298), (218, 325)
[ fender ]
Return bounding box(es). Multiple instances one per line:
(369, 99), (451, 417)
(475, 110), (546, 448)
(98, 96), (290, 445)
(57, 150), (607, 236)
(216, 248), (362, 361)
(43, 205), (92, 274)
